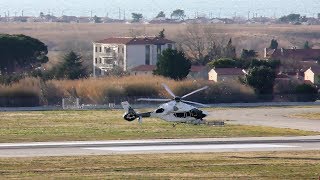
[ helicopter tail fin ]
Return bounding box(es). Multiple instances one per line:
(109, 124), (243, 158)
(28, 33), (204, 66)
(121, 101), (135, 114)
(121, 101), (138, 122)
(121, 101), (151, 123)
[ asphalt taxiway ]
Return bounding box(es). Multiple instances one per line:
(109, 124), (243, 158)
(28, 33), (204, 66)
(0, 136), (319, 157)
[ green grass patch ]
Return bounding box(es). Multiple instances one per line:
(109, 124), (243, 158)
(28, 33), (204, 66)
(0, 151), (319, 179)
(0, 110), (318, 143)
(291, 113), (320, 120)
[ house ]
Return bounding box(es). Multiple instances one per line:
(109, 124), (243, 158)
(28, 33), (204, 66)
(130, 65), (156, 76)
(304, 67), (320, 85)
(209, 68), (245, 82)
(93, 36), (175, 77)
(187, 66), (208, 79)
(130, 65), (208, 79)
(264, 48), (320, 62)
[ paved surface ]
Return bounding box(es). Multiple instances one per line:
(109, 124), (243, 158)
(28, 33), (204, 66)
(0, 136), (320, 157)
(210, 107), (320, 132)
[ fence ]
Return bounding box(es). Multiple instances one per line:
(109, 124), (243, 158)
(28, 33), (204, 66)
(62, 97), (80, 110)
(0, 94), (319, 107)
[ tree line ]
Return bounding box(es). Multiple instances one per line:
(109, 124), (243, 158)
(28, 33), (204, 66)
(0, 34), (87, 84)
(0, 32), (318, 101)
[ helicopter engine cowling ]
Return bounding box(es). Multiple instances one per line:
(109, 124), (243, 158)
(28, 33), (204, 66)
(123, 113), (138, 121)
(190, 109), (207, 119)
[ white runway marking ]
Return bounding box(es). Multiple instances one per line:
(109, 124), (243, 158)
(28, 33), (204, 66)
(84, 144), (298, 152)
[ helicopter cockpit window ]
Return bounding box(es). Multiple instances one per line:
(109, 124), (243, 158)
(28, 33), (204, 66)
(155, 108), (165, 113)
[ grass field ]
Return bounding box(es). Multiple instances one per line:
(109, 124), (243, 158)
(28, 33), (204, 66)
(291, 113), (320, 120)
(0, 110), (318, 143)
(0, 151), (319, 178)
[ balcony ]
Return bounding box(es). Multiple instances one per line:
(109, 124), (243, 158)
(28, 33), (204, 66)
(97, 64), (114, 69)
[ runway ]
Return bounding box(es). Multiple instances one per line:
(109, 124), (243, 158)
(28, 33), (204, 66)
(1, 136), (320, 157)
(210, 107), (320, 132)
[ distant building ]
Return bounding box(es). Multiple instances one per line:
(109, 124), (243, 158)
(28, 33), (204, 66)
(130, 65), (208, 80)
(187, 66), (209, 79)
(304, 67), (320, 85)
(264, 48), (320, 62)
(209, 68), (245, 82)
(93, 36), (175, 77)
(130, 65), (155, 76)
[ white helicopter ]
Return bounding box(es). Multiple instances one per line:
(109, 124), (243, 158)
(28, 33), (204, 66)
(121, 83), (209, 125)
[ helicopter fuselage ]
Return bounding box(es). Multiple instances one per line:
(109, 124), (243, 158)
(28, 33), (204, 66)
(149, 101), (207, 123)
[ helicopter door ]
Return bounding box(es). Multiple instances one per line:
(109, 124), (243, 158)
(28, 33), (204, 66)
(174, 112), (187, 118)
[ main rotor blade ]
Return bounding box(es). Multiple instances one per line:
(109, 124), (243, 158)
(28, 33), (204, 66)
(182, 100), (209, 107)
(137, 98), (171, 102)
(181, 86), (208, 99)
(162, 83), (176, 98)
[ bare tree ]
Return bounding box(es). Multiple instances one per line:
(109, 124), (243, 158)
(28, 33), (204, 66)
(177, 24), (226, 65)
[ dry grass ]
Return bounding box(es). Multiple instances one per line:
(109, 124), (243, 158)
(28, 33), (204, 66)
(0, 77), (41, 96)
(0, 76), (256, 105)
(291, 113), (320, 120)
(1, 23), (320, 66)
(0, 151), (319, 178)
(0, 110), (318, 143)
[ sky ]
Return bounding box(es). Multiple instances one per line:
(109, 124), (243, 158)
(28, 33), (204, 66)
(0, 0), (319, 18)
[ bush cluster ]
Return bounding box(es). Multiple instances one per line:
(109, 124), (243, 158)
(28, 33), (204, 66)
(0, 75), (258, 106)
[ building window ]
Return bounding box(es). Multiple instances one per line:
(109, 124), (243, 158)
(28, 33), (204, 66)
(168, 44), (172, 49)
(95, 46), (98, 52)
(95, 58), (97, 64)
(99, 47), (102, 52)
(157, 45), (162, 61)
(145, 45), (150, 65)
(99, 58), (102, 64)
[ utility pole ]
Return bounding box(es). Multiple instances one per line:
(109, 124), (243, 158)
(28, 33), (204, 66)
(248, 11), (250, 20)
(123, 9), (126, 20)
(118, 8), (121, 20)
(22, 10), (24, 17)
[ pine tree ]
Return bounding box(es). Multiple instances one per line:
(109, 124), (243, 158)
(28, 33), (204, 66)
(154, 49), (191, 80)
(158, 29), (165, 38)
(303, 41), (311, 49)
(55, 51), (87, 80)
(269, 39), (279, 49)
(223, 38), (236, 59)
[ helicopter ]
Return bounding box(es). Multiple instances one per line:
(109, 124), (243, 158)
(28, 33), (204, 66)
(121, 83), (209, 125)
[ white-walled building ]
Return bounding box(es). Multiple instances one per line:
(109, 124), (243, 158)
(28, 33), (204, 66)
(209, 68), (246, 82)
(305, 67), (320, 85)
(93, 36), (175, 77)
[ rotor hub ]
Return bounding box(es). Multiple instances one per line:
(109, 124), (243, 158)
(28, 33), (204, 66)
(174, 96), (182, 102)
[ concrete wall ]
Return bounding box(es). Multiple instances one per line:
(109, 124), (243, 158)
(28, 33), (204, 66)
(126, 45), (148, 70)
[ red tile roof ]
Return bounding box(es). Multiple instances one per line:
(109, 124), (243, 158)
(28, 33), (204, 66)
(308, 66), (320, 74)
(131, 65), (205, 72)
(213, 68), (245, 75)
(267, 48), (320, 61)
(96, 37), (175, 45)
(190, 66), (206, 72)
(276, 73), (290, 79)
(131, 65), (156, 71)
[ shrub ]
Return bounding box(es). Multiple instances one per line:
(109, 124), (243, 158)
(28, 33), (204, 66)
(295, 84), (318, 102)
(0, 78), (41, 107)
